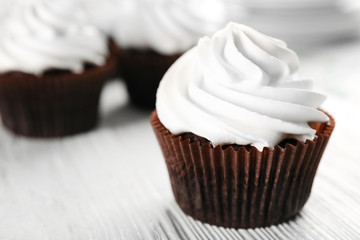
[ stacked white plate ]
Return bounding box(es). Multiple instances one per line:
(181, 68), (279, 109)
(227, 0), (360, 46)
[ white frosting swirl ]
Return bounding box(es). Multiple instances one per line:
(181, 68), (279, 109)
(0, 0), (109, 75)
(112, 0), (225, 55)
(156, 22), (329, 150)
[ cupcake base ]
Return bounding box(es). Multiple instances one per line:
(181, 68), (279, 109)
(0, 42), (118, 137)
(151, 111), (335, 229)
(118, 49), (180, 109)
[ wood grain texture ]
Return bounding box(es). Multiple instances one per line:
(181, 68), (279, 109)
(0, 40), (360, 239)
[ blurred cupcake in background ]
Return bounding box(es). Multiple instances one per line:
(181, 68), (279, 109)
(226, 0), (360, 47)
(0, 0), (118, 137)
(111, 0), (226, 109)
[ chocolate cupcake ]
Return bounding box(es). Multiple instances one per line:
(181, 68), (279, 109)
(112, 0), (225, 109)
(117, 49), (180, 109)
(151, 23), (335, 228)
(0, 0), (117, 137)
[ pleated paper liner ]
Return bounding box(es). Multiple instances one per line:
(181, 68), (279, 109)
(118, 49), (181, 109)
(0, 41), (118, 137)
(151, 110), (335, 229)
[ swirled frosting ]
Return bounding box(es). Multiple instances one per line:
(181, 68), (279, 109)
(0, 0), (109, 75)
(112, 0), (225, 55)
(156, 22), (329, 150)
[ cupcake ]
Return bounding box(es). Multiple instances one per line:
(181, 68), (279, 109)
(112, 0), (225, 109)
(0, 0), (117, 137)
(151, 22), (335, 228)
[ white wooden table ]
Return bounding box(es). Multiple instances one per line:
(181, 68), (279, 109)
(0, 39), (359, 239)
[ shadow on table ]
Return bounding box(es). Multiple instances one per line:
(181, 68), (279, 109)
(159, 202), (306, 240)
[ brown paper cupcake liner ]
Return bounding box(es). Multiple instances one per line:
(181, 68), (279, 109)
(0, 42), (118, 137)
(118, 49), (181, 109)
(151, 111), (335, 229)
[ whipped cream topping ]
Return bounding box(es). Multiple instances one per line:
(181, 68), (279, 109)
(156, 22), (329, 150)
(83, 0), (120, 34)
(112, 0), (225, 55)
(0, 0), (109, 75)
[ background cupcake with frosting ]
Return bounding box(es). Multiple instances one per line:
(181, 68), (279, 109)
(0, 0), (118, 137)
(112, 0), (226, 109)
